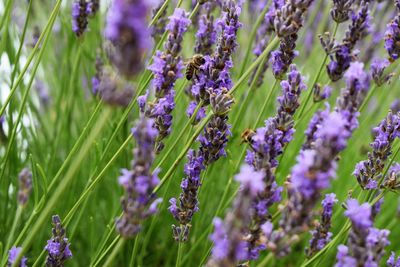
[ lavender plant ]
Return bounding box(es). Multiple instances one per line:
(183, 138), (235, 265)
(3, 0), (400, 266)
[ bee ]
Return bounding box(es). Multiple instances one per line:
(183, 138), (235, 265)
(240, 128), (255, 144)
(185, 54), (205, 81)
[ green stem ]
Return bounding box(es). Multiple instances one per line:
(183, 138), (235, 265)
(12, 108), (112, 266)
(238, 0), (272, 76)
(296, 22), (339, 120)
(149, 0), (171, 26)
(0, 206), (22, 266)
(0, 0), (62, 118)
(176, 240), (183, 267)
(103, 238), (126, 267)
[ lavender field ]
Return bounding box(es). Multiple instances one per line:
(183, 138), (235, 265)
(1, 0), (400, 266)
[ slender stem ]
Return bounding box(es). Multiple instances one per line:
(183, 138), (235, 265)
(176, 240), (183, 267)
(149, 0), (171, 26)
(254, 80), (279, 127)
(0, 206), (22, 266)
(129, 235), (140, 266)
(296, 22), (339, 120)
(257, 253), (273, 267)
(12, 108), (112, 266)
(0, 0), (62, 118)
(238, 0), (272, 76)
(103, 238), (126, 267)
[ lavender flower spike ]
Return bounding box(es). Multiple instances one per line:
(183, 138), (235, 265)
(188, 0), (241, 107)
(335, 199), (390, 267)
(195, 2), (216, 55)
(331, 0), (354, 23)
(199, 88), (233, 165)
(306, 193), (338, 257)
(17, 168), (32, 206)
(207, 164), (265, 267)
(169, 150), (205, 242)
(388, 252), (400, 267)
(146, 8), (191, 153)
(371, 58), (392, 87)
(385, 0), (400, 61)
(8, 247), (27, 267)
(71, 0), (90, 37)
(354, 111), (400, 189)
(327, 1), (370, 81)
(270, 0), (313, 79)
(45, 215), (72, 267)
(105, 0), (151, 77)
(116, 115), (162, 237)
(244, 64), (305, 259)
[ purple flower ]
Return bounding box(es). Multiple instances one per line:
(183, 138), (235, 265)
(353, 111), (400, 189)
(144, 8), (190, 153)
(336, 62), (371, 132)
(188, 0), (241, 106)
(199, 88), (233, 165)
(234, 164), (264, 196)
(337, 199), (390, 267)
(186, 101), (206, 124)
(345, 199), (372, 229)
(72, 0), (90, 37)
(116, 116), (162, 238)
(243, 65), (305, 259)
(385, 1), (400, 61)
(249, 0), (284, 87)
(371, 58), (392, 86)
(335, 245), (357, 267)
(45, 215), (72, 267)
(17, 168), (32, 206)
(195, 2), (217, 55)
(306, 193), (338, 257)
(270, 0), (312, 79)
(8, 247), (27, 267)
(207, 164), (265, 266)
(105, 0), (151, 77)
(387, 252), (400, 267)
(327, 2), (370, 81)
(331, 0), (353, 23)
(169, 150), (205, 242)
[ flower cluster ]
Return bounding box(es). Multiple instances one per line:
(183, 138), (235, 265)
(306, 193), (338, 257)
(370, 58), (392, 87)
(195, 2), (217, 55)
(248, 0), (284, 87)
(326, 1), (370, 81)
(207, 164), (265, 267)
(188, 0), (241, 112)
(45, 215), (72, 267)
(105, 0), (151, 77)
(354, 111), (400, 189)
(384, 0), (400, 61)
(199, 88), (234, 165)
(331, 0), (354, 23)
(146, 8), (191, 153)
(270, 0), (313, 79)
(17, 168), (32, 206)
(169, 150), (205, 242)
(72, 0), (90, 37)
(388, 252), (400, 267)
(335, 62), (370, 132)
(335, 199), (390, 267)
(7, 247), (27, 267)
(243, 65), (306, 259)
(116, 115), (162, 238)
